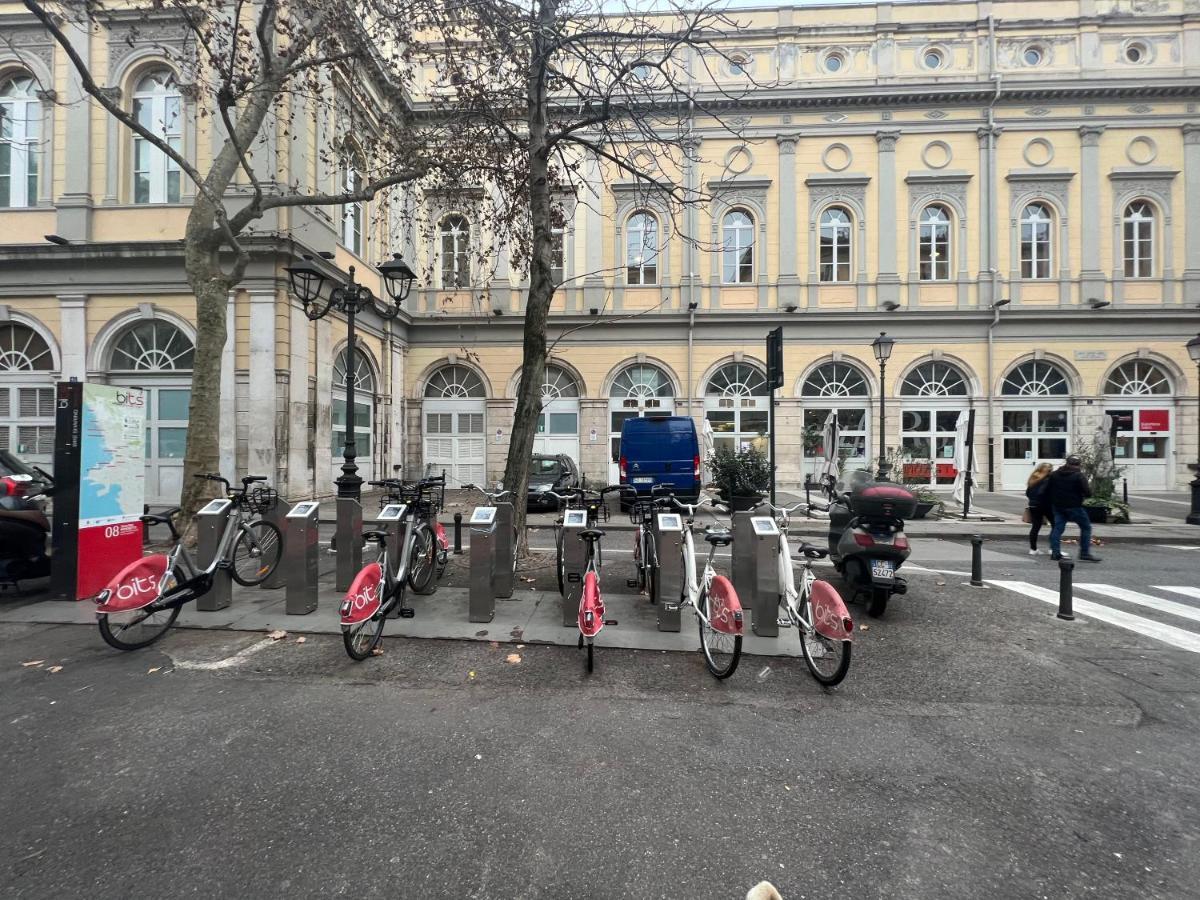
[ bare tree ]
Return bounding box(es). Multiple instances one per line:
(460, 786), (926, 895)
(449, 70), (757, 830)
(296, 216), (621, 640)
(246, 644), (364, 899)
(418, 0), (742, 549)
(22, 0), (471, 521)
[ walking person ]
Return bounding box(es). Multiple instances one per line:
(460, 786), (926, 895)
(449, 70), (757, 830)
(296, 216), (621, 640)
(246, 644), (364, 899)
(1024, 462), (1053, 556)
(1046, 455), (1101, 563)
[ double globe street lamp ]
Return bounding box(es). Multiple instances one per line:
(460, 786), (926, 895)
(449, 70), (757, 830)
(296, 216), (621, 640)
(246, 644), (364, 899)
(286, 254), (417, 501)
(1187, 332), (1200, 526)
(872, 330), (896, 480)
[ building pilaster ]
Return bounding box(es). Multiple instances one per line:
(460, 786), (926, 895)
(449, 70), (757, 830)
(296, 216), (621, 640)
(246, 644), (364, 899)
(57, 294), (88, 380)
(776, 134), (801, 310)
(1183, 124), (1200, 304)
(1079, 125), (1107, 304)
(875, 130), (901, 307)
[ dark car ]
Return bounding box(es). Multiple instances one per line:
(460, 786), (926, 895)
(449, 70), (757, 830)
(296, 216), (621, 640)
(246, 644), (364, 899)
(526, 454), (580, 510)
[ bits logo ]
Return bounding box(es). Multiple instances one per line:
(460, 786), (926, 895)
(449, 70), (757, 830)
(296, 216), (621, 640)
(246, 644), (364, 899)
(114, 390), (146, 408)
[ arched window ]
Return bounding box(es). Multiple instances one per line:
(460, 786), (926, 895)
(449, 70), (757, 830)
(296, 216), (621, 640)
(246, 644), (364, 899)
(801, 362), (869, 398)
(819, 206), (852, 283)
(705, 362), (769, 454)
(131, 70), (182, 204)
(0, 323), (55, 459)
(425, 364), (485, 398)
(0, 75), (40, 208)
(611, 363), (672, 401)
(1123, 201), (1155, 279)
(1104, 360), (1171, 396)
(439, 215), (470, 288)
(342, 166), (364, 256)
(722, 209), (754, 284)
(110, 321), (194, 372)
(608, 363), (674, 471)
(1001, 360), (1069, 396)
(537, 365), (581, 460)
(541, 364), (579, 400)
(801, 362), (870, 473)
(1019, 202), (1053, 279)
(332, 347), (376, 462)
(625, 211), (658, 285)
(900, 361), (969, 397)
(918, 204), (951, 282)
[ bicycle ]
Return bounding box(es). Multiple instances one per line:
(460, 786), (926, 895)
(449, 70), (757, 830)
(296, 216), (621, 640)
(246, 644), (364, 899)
(765, 501), (855, 687)
(93, 474), (283, 651)
(662, 496), (745, 679)
(627, 485), (674, 603)
(340, 500), (434, 660)
(379, 472), (449, 580)
(370, 476), (443, 593)
(546, 485), (622, 599)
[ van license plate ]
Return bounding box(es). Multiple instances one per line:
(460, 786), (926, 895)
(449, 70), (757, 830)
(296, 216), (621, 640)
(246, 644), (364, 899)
(870, 560), (895, 580)
(632, 477), (654, 484)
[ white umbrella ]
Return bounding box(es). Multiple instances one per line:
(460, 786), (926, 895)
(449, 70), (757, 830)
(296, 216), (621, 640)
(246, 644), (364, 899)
(820, 411), (840, 487)
(951, 410), (977, 505)
(1093, 414), (1114, 480)
(701, 418), (715, 485)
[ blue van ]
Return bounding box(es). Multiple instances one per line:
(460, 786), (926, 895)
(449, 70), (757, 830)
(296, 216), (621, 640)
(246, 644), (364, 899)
(618, 416), (701, 502)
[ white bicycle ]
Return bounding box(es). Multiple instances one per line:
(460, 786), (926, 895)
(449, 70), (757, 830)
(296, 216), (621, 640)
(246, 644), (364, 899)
(766, 501), (855, 687)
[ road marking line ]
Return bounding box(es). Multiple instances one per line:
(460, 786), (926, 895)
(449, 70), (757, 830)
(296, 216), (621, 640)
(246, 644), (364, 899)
(1162, 545), (1200, 551)
(907, 564), (973, 578)
(1128, 495), (1191, 506)
(1076, 584), (1200, 625)
(1158, 586), (1200, 601)
(173, 638), (277, 670)
(987, 580), (1200, 654)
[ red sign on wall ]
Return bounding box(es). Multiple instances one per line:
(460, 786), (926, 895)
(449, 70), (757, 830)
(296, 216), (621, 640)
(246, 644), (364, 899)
(1138, 409), (1169, 432)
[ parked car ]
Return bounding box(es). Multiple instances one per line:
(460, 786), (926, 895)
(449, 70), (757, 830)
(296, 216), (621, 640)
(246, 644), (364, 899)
(526, 454), (581, 510)
(618, 416), (701, 504)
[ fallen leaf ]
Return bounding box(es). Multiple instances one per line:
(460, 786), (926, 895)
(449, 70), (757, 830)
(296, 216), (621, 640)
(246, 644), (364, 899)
(147, 667), (161, 675)
(488, 641), (499, 649)
(468, 670), (476, 679)
(859, 624), (870, 632)
(935, 580), (946, 586)
(295, 636), (306, 644)
(784, 785), (791, 791)
(516, 644), (525, 649)
(474, 754), (482, 760)
(506, 653), (521, 664)
(46, 666), (63, 674)
(267, 630), (287, 640)
(371, 646), (384, 656)
(21, 660), (44, 667)
(474, 630), (488, 638)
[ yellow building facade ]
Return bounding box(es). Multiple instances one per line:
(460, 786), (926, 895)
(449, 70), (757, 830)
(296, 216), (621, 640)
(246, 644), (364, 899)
(2, 0), (1199, 502)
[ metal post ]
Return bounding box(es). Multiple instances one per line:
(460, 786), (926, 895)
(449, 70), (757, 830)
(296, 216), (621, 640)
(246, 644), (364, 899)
(336, 268), (363, 503)
(453, 512), (463, 553)
(877, 358), (888, 480)
(334, 497), (362, 592)
(560, 508), (589, 627)
(652, 511), (684, 632)
(1057, 558), (1075, 621)
(1122, 476), (1128, 506)
(284, 501), (320, 614)
(468, 506), (498, 623)
(749, 515), (779, 638)
(195, 499), (232, 611)
(493, 501), (515, 599)
(730, 509), (756, 607)
(768, 387), (776, 507)
(970, 534), (984, 587)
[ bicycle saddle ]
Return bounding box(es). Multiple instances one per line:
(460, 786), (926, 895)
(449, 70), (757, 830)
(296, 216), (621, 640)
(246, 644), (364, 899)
(798, 542), (828, 559)
(704, 529), (733, 547)
(361, 530), (390, 544)
(140, 507), (180, 526)
(578, 528), (605, 543)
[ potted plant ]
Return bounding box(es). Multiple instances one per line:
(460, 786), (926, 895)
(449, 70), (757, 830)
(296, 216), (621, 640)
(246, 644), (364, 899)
(708, 445), (770, 511)
(1075, 444), (1131, 524)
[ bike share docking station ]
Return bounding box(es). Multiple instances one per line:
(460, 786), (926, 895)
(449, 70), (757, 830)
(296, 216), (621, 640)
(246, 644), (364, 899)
(376, 503), (407, 618)
(468, 505), (498, 623)
(284, 500), (320, 614)
(653, 512), (685, 632)
(196, 498), (233, 611)
(731, 508), (781, 638)
(492, 500), (516, 600)
(560, 508), (590, 627)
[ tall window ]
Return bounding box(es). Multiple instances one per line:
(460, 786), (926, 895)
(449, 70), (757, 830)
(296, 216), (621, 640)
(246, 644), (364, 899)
(918, 204), (951, 281)
(332, 347), (376, 460)
(722, 209), (754, 284)
(550, 227), (565, 286)
(625, 211), (658, 285)
(439, 215), (470, 288)
(132, 70), (182, 204)
(1019, 202), (1052, 279)
(342, 167), (363, 256)
(0, 76), (40, 208)
(1123, 201), (1155, 279)
(0, 323), (55, 461)
(819, 206), (852, 283)
(705, 363), (769, 454)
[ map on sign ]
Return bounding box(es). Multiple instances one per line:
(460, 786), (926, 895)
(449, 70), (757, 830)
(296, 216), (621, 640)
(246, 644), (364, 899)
(78, 384), (146, 528)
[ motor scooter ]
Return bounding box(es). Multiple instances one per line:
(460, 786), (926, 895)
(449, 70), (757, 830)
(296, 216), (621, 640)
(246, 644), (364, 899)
(826, 469), (916, 618)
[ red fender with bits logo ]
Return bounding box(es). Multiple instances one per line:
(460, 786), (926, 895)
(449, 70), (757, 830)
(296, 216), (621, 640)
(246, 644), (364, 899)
(810, 579), (854, 642)
(434, 522), (449, 552)
(94, 554), (169, 613)
(706, 575), (744, 636)
(578, 570), (604, 638)
(341, 563), (384, 625)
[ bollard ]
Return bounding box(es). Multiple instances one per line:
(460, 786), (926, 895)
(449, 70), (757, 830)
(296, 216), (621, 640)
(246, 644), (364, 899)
(970, 534), (984, 587)
(1122, 477), (1128, 506)
(453, 512), (463, 555)
(652, 511), (685, 632)
(467, 506), (498, 623)
(1057, 558), (1075, 621)
(748, 515), (781, 638)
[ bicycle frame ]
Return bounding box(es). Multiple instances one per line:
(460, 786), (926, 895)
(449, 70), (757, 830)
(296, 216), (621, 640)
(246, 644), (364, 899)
(674, 505), (742, 636)
(772, 507), (854, 643)
(341, 506), (422, 625)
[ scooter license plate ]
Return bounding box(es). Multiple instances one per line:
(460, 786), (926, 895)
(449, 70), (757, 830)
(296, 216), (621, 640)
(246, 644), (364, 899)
(870, 559), (895, 581)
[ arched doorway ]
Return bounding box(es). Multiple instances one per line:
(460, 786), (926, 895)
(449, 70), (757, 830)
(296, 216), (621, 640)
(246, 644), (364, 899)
(899, 360), (971, 488)
(107, 319), (194, 504)
(423, 364), (486, 487)
(704, 362), (769, 456)
(1000, 359), (1071, 490)
(1103, 359), (1174, 490)
(608, 363), (675, 483)
(0, 322), (57, 467)
(534, 364), (581, 466)
(800, 361), (871, 479)
(332, 346), (377, 485)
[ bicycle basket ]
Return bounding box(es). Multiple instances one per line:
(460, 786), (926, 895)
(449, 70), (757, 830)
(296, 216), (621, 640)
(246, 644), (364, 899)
(628, 500), (656, 525)
(245, 486), (279, 515)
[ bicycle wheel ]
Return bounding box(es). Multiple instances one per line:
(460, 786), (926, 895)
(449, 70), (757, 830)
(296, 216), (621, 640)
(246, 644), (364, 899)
(343, 582), (391, 661)
(230, 520), (283, 586)
(98, 603), (181, 651)
(697, 588), (742, 680)
(799, 618), (852, 687)
(409, 527), (437, 594)
(633, 530), (646, 592)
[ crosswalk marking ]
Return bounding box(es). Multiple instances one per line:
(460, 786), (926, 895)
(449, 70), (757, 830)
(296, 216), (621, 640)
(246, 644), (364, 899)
(1159, 586), (1200, 601)
(987, 581), (1200, 654)
(1163, 545), (1200, 551)
(1076, 584), (1200, 625)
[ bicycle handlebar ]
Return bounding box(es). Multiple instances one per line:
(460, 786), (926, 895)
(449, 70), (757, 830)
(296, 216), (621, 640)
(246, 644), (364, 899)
(461, 483), (511, 502)
(193, 473), (232, 495)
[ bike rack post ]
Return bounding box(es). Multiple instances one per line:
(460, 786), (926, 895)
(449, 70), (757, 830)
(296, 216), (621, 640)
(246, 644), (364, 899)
(195, 498), (233, 611)
(453, 512), (463, 555)
(284, 501), (320, 615)
(468, 506), (498, 623)
(335, 497), (363, 593)
(652, 511), (684, 632)
(730, 508), (758, 618)
(1057, 558), (1075, 621)
(560, 508), (589, 627)
(748, 515), (781, 637)
(493, 501), (515, 599)
(970, 534), (984, 587)
(262, 495), (289, 590)
(375, 503), (407, 618)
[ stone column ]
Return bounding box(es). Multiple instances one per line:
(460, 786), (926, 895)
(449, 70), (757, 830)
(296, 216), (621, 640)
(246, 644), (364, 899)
(1183, 125), (1200, 304)
(776, 134), (801, 310)
(875, 130), (901, 308)
(57, 295), (88, 381)
(977, 126), (1000, 307)
(314, 317), (334, 493)
(286, 302), (311, 499)
(247, 291), (278, 479)
(1079, 126), (1107, 305)
(583, 152), (607, 314)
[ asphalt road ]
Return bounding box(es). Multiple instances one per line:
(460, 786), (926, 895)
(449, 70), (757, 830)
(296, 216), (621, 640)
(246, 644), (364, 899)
(3, 538), (1199, 900)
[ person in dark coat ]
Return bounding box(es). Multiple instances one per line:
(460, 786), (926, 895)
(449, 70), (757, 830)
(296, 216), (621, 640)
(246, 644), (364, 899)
(1046, 455), (1101, 562)
(1024, 462), (1054, 555)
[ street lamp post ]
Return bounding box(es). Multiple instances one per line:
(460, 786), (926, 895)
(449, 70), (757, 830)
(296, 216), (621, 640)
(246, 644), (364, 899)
(872, 331), (895, 480)
(286, 254), (416, 500)
(1186, 333), (1200, 526)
